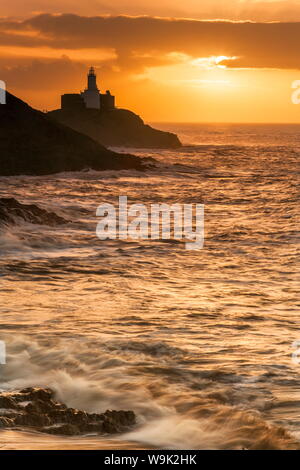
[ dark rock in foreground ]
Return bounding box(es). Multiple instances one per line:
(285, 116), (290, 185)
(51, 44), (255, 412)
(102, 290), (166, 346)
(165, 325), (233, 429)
(48, 107), (181, 149)
(0, 197), (67, 227)
(0, 387), (136, 436)
(0, 92), (154, 176)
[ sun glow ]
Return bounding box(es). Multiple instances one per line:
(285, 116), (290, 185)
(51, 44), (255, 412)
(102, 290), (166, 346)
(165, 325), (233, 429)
(191, 56), (239, 69)
(142, 53), (239, 91)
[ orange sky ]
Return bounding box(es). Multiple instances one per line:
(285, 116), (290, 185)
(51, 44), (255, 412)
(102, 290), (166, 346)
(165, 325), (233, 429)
(1, 1), (300, 122)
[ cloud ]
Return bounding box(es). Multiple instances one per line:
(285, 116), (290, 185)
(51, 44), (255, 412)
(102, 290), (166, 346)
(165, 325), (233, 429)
(0, 14), (299, 71)
(0, 57), (88, 90)
(1, 1), (300, 22)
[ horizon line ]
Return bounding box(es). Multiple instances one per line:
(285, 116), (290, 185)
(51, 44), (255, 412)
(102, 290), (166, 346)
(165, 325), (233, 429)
(149, 121), (300, 125)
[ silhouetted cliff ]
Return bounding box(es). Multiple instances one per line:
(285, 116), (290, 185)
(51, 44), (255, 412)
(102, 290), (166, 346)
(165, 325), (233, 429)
(0, 92), (152, 176)
(48, 107), (181, 149)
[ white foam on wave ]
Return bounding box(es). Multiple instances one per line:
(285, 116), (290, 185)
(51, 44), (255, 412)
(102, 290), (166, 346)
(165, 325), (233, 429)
(1, 335), (298, 450)
(0, 228), (26, 252)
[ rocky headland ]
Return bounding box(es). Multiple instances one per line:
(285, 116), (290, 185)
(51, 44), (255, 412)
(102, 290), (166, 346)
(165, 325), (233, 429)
(0, 92), (154, 176)
(48, 107), (181, 149)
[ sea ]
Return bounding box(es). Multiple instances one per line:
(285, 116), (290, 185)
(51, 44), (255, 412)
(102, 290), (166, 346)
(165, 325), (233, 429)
(0, 123), (299, 450)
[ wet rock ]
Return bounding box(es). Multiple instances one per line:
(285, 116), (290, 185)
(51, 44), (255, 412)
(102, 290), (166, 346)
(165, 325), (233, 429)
(20, 387), (54, 399)
(0, 395), (17, 409)
(0, 387), (136, 436)
(14, 412), (52, 428)
(0, 416), (14, 428)
(44, 423), (81, 436)
(0, 198), (67, 227)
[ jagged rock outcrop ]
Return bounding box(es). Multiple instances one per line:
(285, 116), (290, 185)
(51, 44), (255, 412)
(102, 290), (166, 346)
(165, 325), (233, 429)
(48, 107), (181, 149)
(0, 198), (67, 226)
(0, 387), (136, 436)
(0, 92), (153, 176)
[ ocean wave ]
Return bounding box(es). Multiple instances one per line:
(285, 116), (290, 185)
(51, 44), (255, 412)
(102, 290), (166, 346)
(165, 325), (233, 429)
(1, 335), (299, 449)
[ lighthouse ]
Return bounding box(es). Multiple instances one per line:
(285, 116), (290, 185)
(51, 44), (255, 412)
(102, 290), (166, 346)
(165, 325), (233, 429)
(61, 67), (115, 112)
(81, 67), (101, 109)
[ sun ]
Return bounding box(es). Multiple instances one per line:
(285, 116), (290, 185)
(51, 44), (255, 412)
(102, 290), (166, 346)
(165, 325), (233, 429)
(191, 55), (238, 70)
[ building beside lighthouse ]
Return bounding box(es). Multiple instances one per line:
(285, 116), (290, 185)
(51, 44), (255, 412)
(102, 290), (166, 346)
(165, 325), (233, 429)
(61, 67), (115, 112)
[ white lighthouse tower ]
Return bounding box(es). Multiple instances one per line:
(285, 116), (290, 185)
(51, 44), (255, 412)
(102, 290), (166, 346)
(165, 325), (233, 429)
(81, 67), (100, 109)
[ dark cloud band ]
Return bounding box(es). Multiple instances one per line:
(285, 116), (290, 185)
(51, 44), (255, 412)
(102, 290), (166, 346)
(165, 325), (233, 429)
(0, 14), (299, 70)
